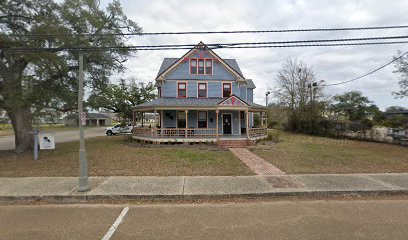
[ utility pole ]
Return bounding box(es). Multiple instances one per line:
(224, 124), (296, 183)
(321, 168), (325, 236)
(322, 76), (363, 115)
(78, 52), (89, 192)
(265, 91), (271, 107)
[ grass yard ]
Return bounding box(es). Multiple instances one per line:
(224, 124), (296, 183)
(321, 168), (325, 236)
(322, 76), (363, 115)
(0, 124), (83, 136)
(0, 136), (252, 177)
(251, 130), (408, 174)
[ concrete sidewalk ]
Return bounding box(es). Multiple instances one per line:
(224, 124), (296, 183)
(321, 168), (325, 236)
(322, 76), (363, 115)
(1, 173), (408, 202)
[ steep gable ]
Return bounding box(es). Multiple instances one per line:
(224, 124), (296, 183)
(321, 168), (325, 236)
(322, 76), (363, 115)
(218, 94), (249, 107)
(156, 42), (245, 81)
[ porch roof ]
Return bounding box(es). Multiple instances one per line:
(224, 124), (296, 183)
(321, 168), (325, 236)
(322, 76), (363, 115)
(133, 97), (267, 111)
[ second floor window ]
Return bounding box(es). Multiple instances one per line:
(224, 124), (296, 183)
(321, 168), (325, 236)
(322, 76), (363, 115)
(158, 87), (161, 98)
(198, 83), (207, 98)
(178, 82), (186, 98)
(223, 83), (231, 98)
(190, 59), (213, 75)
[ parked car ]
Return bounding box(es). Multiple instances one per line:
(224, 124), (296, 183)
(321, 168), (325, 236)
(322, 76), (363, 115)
(105, 123), (133, 136)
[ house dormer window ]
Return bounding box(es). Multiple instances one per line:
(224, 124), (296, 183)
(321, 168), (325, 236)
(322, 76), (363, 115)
(178, 82), (187, 98)
(190, 59), (212, 75)
(190, 59), (197, 74)
(198, 59), (204, 74)
(223, 83), (231, 98)
(205, 60), (212, 74)
(198, 83), (207, 98)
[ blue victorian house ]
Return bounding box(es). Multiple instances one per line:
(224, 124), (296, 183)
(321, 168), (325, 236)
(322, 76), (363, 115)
(132, 42), (267, 146)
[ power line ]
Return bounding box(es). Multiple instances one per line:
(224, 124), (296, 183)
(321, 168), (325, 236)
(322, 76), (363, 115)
(5, 25), (408, 37)
(3, 38), (408, 52)
(322, 50), (408, 86)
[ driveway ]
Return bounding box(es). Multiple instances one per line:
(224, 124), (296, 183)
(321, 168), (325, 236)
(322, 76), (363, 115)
(0, 127), (106, 151)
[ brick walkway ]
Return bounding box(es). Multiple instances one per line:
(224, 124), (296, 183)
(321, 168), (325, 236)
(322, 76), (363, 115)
(229, 148), (286, 176)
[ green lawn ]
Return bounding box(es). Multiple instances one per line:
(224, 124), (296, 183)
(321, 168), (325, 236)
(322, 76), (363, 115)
(0, 136), (252, 177)
(250, 130), (408, 174)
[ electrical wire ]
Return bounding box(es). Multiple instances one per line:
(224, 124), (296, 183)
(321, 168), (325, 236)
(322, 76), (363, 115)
(2, 39), (408, 52)
(321, 50), (408, 86)
(5, 25), (408, 37)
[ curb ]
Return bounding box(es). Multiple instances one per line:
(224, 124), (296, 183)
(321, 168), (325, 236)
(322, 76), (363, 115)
(1, 189), (407, 204)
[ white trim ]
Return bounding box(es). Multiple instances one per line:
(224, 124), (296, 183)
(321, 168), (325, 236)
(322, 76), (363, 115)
(221, 113), (233, 135)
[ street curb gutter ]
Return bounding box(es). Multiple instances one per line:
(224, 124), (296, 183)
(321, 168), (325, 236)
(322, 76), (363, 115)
(1, 189), (408, 204)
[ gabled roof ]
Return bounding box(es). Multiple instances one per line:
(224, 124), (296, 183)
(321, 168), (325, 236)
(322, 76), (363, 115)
(218, 94), (249, 107)
(246, 79), (256, 89)
(156, 58), (244, 78)
(155, 42), (245, 80)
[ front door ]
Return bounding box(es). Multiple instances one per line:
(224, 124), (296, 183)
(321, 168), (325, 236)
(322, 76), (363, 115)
(223, 114), (232, 134)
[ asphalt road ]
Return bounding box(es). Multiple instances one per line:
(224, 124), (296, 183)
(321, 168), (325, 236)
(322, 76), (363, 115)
(1, 200), (407, 240)
(0, 127), (106, 151)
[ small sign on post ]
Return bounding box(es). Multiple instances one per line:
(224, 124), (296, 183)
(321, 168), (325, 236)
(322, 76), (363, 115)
(38, 133), (55, 150)
(81, 112), (87, 126)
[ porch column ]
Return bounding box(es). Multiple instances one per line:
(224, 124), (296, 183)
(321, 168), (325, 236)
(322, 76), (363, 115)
(246, 110), (249, 139)
(154, 109), (158, 137)
(260, 112), (263, 127)
(161, 110), (164, 130)
(132, 110), (135, 127)
(185, 110), (188, 138)
(216, 110), (219, 141)
(265, 111), (268, 129)
(141, 112), (144, 127)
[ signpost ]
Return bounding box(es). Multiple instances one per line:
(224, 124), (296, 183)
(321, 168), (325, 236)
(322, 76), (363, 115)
(38, 133), (55, 150)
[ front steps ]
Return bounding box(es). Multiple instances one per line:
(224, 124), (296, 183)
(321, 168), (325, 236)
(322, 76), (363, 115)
(218, 139), (252, 148)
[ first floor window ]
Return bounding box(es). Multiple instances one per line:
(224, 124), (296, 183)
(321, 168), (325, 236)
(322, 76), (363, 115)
(198, 111), (207, 128)
(178, 82), (186, 98)
(223, 83), (231, 98)
(198, 83), (207, 98)
(177, 111), (186, 128)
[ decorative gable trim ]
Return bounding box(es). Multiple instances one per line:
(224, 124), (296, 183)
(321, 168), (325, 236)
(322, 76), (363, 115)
(155, 42), (245, 81)
(218, 94), (249, 107)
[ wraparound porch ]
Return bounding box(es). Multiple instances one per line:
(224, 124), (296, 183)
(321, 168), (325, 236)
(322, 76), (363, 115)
(132, 107), (268, 144)
(132, 127), (268, 143)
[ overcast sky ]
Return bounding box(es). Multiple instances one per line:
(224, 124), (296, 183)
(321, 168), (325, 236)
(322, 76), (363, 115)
(107, 0), (408, 109)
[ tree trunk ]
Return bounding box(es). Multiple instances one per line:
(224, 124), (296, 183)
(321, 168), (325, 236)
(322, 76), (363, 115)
(7, 107), (33, 153)
(1, 59), (32, 153)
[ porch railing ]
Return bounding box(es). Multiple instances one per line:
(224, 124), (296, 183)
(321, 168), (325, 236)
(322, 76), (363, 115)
(248, 127), (268, 137)
(133, 127), (268, 138)
(133, 127), (217, 138)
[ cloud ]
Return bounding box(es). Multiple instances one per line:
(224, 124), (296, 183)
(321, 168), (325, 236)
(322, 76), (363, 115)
(111, 0), (408, 109)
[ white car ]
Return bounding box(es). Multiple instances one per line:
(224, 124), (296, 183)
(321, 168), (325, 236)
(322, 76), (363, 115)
(105, 123), (133, 136)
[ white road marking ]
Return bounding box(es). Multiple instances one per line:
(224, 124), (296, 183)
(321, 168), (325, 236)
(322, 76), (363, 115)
(101, 207), (129, 240)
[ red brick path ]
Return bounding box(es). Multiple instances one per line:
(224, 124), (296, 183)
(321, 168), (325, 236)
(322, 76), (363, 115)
(229, 148), (286, 175)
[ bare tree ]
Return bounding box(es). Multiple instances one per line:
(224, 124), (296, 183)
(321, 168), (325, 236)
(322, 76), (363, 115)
(274, 58), (318, 109)
(272, 58), (325, 132)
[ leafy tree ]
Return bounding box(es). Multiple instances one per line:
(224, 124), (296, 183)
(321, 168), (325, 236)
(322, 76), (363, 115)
(393, 51), (408, 98)
(330, 91), (380, 122)
(0, 0), (141, 152)
(87, 78), (156, 121)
